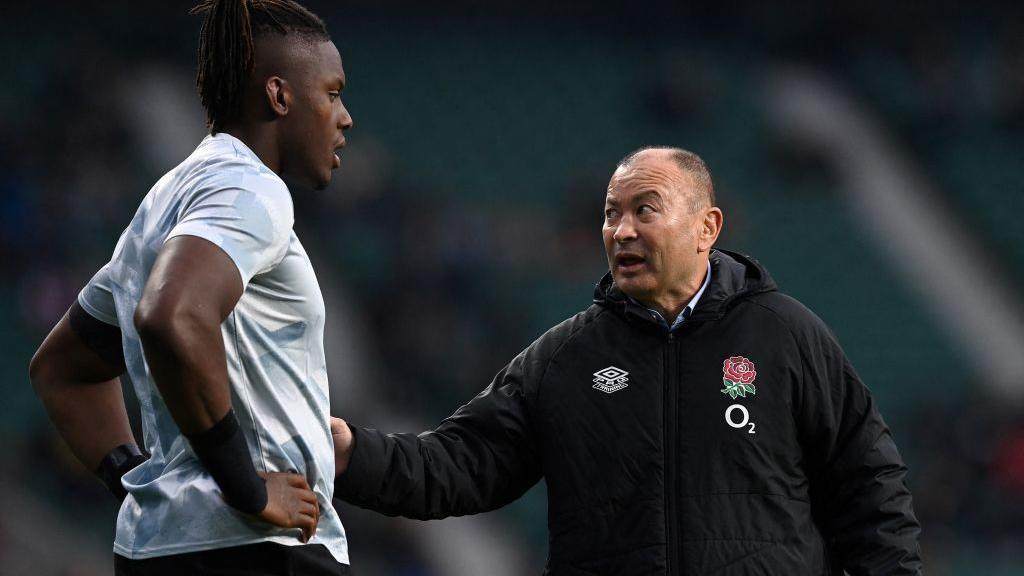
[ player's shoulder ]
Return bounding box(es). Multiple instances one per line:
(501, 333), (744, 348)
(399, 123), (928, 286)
(173, 134), (291, 211)
(190, 134), (285, 190)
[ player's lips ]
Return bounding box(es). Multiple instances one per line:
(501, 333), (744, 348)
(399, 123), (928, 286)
(332, 139), (346, 169)
(614, 252), (646, 273)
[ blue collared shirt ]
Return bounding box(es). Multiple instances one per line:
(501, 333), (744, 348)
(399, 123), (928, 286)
(632, 261), (712, 331)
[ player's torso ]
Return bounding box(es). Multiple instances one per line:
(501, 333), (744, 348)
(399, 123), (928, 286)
(224, 231), (333, 484)
(108, 139), (347, 563)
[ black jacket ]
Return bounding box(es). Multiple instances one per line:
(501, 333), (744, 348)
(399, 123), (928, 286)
(335, 250), (922, 575)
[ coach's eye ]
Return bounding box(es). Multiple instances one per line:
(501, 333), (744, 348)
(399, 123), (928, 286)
(637, 204), (654, 215)
(605, 208), (619, 219)
(328, 92), (340, 102)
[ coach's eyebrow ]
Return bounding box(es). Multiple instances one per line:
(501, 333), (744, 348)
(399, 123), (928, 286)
(634, 190), (665, 204)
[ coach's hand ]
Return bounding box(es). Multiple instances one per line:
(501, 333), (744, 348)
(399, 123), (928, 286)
(331, 417), (353, 476)
(256, 472), (319, 542)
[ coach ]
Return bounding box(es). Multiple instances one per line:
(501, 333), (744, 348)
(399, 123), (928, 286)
(332, 147), (922, 575)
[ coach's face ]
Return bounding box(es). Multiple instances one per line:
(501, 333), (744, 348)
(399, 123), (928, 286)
(603, 152), (718, 313)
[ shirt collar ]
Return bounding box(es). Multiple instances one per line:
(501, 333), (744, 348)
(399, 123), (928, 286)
(631, 260), (712, 331)
(203, 132), (263, 165)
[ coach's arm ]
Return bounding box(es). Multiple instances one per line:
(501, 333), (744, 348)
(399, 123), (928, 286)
(795, 313), (922, 575)
(333, 346), (544, 520)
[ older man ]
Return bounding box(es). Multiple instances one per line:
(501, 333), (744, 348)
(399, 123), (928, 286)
(332, 147), (922, 575)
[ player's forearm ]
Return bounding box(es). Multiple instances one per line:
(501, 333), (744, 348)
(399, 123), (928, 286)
(134, 308), (232, 435)
(30, 307), (144, 500)
(134, 307), (277, 514)
(31, 371), (135, 470)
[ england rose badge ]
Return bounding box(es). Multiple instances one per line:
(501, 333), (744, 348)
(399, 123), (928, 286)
(721, 356), (757, 399)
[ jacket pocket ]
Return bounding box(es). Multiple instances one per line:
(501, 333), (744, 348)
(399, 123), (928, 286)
(547, 497), (666, 573)
(678, 492), (826, 574)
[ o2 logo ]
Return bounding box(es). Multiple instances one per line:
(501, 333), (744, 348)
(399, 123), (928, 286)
(725, 404), (756, 434)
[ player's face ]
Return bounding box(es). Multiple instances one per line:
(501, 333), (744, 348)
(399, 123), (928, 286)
(602, 156), (706, 309)
(282, 40), (353, 190)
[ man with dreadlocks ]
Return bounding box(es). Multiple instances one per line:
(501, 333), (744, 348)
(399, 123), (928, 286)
(29, 1), (353, 573)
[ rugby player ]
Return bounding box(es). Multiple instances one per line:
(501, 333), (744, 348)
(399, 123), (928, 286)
(30, 1), (353, 573)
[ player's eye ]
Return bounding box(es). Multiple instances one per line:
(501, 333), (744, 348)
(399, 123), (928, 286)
(328, 91), (340, 102)
(605, 208), (619, 219)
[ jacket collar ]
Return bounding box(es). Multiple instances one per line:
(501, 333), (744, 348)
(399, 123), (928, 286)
(593, 249), (777, 327)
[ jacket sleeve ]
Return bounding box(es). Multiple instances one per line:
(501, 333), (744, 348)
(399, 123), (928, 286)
(794, 317), (922, 576)
(333, 346), (544, 520)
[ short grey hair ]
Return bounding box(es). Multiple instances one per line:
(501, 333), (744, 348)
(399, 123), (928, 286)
(617, 146), (716, 211)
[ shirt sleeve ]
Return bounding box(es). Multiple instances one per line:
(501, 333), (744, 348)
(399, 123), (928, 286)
(166, 177), (294, 288)
(78, 263), (119, 327)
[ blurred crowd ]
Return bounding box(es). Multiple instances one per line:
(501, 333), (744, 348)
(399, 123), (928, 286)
(3, 2), (1022, 575)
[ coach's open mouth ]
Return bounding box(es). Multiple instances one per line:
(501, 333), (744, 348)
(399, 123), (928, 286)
(615, 252), (646, 273)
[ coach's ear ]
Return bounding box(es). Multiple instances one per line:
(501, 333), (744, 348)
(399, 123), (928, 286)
(264, 76), (290, 118)
(698, 207), (723, 253)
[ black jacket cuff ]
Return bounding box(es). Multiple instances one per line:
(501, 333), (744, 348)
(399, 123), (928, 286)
(334, 426), (387, 503)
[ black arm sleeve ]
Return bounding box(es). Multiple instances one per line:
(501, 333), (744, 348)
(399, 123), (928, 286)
(334, 348), (543, 520)
(68, 300), (125, 370)
(796, 321), (922, 575)
(186, 409), (268, 514)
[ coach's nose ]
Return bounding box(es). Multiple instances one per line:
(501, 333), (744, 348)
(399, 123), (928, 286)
(613, 215), (637, 244)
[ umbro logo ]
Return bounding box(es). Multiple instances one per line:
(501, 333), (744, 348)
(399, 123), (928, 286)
(593, 366), (629, 394)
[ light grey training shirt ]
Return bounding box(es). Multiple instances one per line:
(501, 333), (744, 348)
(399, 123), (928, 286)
(78, 133), (348, 563)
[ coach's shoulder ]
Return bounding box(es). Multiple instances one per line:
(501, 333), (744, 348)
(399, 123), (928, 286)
(744, 291), (836, 344)
(520, 305), (604, 371)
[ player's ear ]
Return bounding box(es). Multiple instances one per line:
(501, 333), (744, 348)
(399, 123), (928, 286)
(264, 76), (289, 118)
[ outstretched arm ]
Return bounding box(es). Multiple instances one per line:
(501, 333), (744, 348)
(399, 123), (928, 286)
(333, 352), (543, 520)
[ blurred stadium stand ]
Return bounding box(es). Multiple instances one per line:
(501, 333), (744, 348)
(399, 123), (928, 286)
(3, 1), (1022, 574)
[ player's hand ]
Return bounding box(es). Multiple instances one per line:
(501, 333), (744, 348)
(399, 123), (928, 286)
(256, 472), (319, 543)
(331, 417), (353, 476)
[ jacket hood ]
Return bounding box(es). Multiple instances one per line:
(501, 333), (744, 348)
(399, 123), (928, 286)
(593, 249), (777, 324)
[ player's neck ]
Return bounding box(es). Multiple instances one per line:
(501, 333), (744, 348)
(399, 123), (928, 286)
(220, 124), (281, 175)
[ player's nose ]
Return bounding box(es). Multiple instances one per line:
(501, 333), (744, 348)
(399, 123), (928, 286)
(338, 103), (353, 131)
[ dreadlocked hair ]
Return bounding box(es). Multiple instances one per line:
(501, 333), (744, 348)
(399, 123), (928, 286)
(190, 0), (329, 133)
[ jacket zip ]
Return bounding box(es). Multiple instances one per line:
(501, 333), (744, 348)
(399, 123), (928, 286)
(664, 331), (679, 575)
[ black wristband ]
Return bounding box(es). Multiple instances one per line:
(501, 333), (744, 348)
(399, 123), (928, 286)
(96, 444), (148, 502)
(185, 409), (268, 514)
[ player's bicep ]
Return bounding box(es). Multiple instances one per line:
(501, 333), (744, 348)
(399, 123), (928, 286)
(137, 235), (245, 325)
(32, 303), (125, 384)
